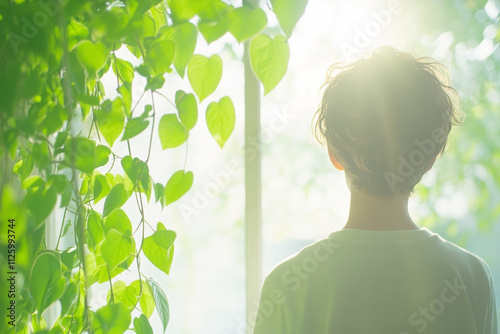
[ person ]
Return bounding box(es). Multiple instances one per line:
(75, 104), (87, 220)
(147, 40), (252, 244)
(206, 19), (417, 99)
(252, 46), (498, 334)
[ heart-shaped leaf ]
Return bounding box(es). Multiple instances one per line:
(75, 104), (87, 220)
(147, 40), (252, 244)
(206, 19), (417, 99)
(199, 19), (228, 44)
(158, 114), (188, 150)
(271, 0), (308, 37)
(134, 314), (154, 334)
(250, 34), (290, 94)
(158, 22), (197, 77)
(103, 183), (129, 217)
(147, 39), (175, 76)
(30, 252), (66, 315)
(106, 280), (154, 319)
(187, 54), (222, 102)
(92, 303), (131, 334)
(96, 98), (125, 147)
(121, 116), (150, 141)
(227, 6), (267, 42)
(104, 208), (133, 236)
(175, 90), (198, 130)
(113, 58), (134, 84)
(75, 40), (109, 75)
(143, 223), (176, 275)
(94, 174), (111, 204)
(121, 156), (150, 191)
(164, 170), (193, 205)
(101, 229), (133, 271)
(88, 210), (105, 246)
(206, 96), (236, 148)
(24, 181), (57, 225)
(107, 280), (138, 308)
(64, 138), (111, 174)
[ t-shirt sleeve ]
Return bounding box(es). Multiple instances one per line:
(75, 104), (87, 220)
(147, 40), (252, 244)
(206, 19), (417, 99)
(252, 276), (296, 334)
(483, 275), (498, 334)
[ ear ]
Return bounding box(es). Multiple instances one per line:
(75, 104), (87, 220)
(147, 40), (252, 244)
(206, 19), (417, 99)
(328, 149), (344, 171)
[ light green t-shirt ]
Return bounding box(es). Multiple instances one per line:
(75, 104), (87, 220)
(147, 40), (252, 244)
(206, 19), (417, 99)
(253, 227), (498, 334)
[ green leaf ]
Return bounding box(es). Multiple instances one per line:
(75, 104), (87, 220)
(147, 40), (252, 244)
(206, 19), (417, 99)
(137, 280), (156, 318)
(110, 280), (155, 318)
(95, 145), (112, 168)
(271, 0), (308, 37)
(113, 58), (134, 84)
(64, 138), (111, 174)
(250, 34), (290, 94)
(121, 156), (150, 191)
(147, 39), (175, 76)
(30, 252), (66, 314)
(104, 208), (133, 236)
(106, 280), (138, 309)
(227, 6), (267, 43)
(59, 281), (78, 316)
(75, 41), (110, 75)
(145, 75), (166, 91)
(158, 114), (188, 150)
(187, 54), (222, 102)
(148, 277), (170, 333)
(24, 181), (57, 225)
(92, 303), (131, 334)
(121, 117), (150, 141)
(175, 90), (198, 130)
(159, 22), (197, 77)
(165, 170), (193, 205)
(96, 98), (125, 147)
(60, 182), (73, 207)
(77, 94), (100, 106)
(167, 0), (196, 21)
(101, 229), (133, 271)
(199, 19), (228, 44)
(143, 223), (176, 275)
(32, 142), (51, 170)
(206, 96), (236, 148)
(94, 244), (135, 284)
(13, 155), (34, 182)
(134, 314), (153, 334)
(154, 182), (165, 205)
(67, 19), (89, 50)
(47, 175), (67, 194)
(88, 211), (105, 246)
(118, 83), (132, 116)
(94, 174), (111, 204)
(103, 183), (129, 217)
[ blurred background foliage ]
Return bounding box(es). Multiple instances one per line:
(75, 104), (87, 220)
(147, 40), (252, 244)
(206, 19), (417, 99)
(259, 0), (500, 325)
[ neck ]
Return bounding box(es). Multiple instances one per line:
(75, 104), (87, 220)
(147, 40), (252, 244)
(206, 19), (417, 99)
(343, 189), (419, 231)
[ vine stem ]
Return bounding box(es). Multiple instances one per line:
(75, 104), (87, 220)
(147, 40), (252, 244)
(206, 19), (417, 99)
(59, 20), (92, 332)
(107, 266), (115, 304)
(55, 203), (69, 250)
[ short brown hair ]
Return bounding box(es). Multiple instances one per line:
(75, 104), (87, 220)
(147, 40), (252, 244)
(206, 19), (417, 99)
(313, 46), (463, 196)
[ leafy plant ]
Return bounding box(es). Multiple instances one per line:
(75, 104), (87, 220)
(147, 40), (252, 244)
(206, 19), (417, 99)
(0, 0), (307, 333)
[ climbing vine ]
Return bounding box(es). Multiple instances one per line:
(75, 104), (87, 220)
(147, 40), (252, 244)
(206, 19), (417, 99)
(0, 0), (307, 332)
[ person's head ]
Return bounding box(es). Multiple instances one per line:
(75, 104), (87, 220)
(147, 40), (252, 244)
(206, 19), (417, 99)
(313, 46), (463, 197)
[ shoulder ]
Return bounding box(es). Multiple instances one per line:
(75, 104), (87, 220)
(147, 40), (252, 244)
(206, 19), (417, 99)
(433, 233), (493, 276)
(264, 237), (341, 286)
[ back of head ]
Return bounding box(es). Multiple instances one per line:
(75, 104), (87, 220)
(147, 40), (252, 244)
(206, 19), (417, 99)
(314, 46), (463, 196)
